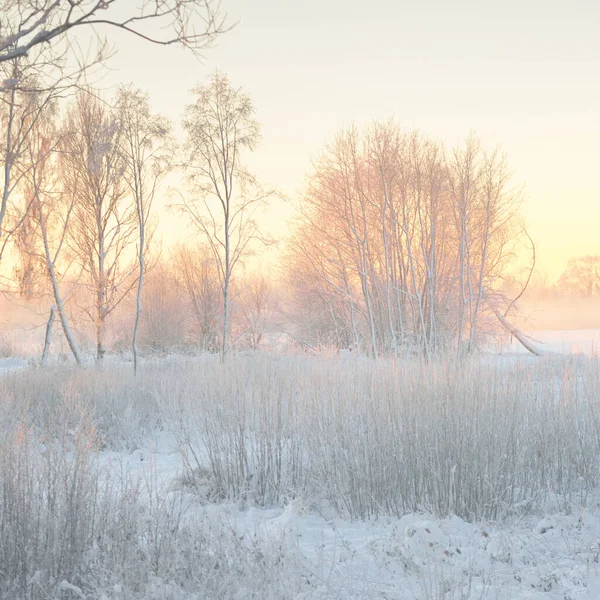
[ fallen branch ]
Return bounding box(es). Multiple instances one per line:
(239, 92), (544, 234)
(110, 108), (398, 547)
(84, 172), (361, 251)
(486, 298), (543, 356)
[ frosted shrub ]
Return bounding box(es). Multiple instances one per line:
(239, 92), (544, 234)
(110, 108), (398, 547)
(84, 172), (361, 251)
(0, 422), (102, 597)
(161, 355), (307, 505)
(0, 420), (311, 599)
(164, 353), (600, 520)
(0, 366), (163, 449)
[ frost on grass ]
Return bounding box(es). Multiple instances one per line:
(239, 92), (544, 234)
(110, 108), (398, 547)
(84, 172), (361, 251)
(1, 353), (600, 598)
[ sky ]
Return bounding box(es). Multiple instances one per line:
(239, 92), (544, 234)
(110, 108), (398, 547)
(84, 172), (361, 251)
(92, 0), (600, 280)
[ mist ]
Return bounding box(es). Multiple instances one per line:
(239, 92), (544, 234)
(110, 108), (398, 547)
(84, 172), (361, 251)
(1, 2), (600, 599)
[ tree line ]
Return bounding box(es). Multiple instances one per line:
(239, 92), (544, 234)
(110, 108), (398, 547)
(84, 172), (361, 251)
(284, 125), (534, 357)
(1, 71), (274, 365)
(0, 0), (541, 362)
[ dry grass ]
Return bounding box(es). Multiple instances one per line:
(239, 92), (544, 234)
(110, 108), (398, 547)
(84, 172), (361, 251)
(0, 412), (308, 599)
(159, 353), (600, 519)
(1, 352), (599, 597)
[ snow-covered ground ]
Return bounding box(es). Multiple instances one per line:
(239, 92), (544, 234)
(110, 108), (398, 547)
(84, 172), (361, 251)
(101, 430), (600, 599)
(501, 329), (600, 355)
(2, 339), (600, 598)
(0, 356), (28, 373)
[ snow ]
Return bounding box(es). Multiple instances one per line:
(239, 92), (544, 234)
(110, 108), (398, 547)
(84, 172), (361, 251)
(502, 328), (600, 355)
(95, 428), (600, 599)
(4, 338), (600, 597)
(0, 357), (28, 372)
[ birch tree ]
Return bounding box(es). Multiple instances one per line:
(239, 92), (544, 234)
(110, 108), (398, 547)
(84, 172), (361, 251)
(115, 85), (172, 375)
(237, 273), (275, 350)
(449, 137), (521, 353)
(18, 96), (83, 363)
(181, 72), (269, 361)
(61, 90), (137, 362)
(0, 61), (77, 258)
(287, 122), (526, 356)
(173, 244), (222, 352)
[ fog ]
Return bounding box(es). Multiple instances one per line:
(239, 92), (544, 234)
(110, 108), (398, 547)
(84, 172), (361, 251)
(2, 2), (600, 599)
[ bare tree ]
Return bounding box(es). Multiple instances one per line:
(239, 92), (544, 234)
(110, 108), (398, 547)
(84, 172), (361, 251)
(287, 122), (527, 357)
(115, 85), (172, 375)
(0, 30), (111, 254)
(0, 61), (70, 256)
(0, 1), (226, 64)
(173, 244), (221, 352)
(61, 89), (137, 362)
(181, 71), (270, 361)
(1, 0), (227, 264)
(0, 46), (110, 360)
(237, 273), (275, 350)
(140, 260), (188, 352)
(18, 95), (83, 364)
(284, 223), (361, 351)
(449, 136), (522, 353)
(558, 255), (600, 298)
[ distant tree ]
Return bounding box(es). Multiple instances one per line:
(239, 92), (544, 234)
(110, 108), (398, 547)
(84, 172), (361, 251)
(236, 273), (275, 350)
(140, 261), (188, 352)
(559, 255), (600, 297)
(173, 244), (222, 352)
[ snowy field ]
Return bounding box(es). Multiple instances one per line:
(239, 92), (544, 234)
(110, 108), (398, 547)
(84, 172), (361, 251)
(0, 356), (27, 373)
(1, 348), (600, 599)
(501, 329), (600, 356)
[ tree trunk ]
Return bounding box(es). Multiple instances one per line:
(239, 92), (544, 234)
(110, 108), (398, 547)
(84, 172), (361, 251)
(486, 300), (544, 356)
(0, 85), (16, 239)
(96, 316), (106, 362)
(41, 304), (56, 365)
(222, 277), (230, 362)
(39, 206), (83, 365)
(133, 220), (145, 376)
(221, 211), (231, 362)
(360, 261), (378, 359)
(96, 205), (106, 362)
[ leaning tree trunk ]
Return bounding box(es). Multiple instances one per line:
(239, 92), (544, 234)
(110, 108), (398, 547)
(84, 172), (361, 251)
(39, 209), (83, 365)
(48, 260), (83, 365)
(486, 298), (544, 356)
(41, 304), (56, 365)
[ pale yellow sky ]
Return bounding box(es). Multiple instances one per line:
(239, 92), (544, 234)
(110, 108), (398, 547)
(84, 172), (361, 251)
(90, 0), (599, 281)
